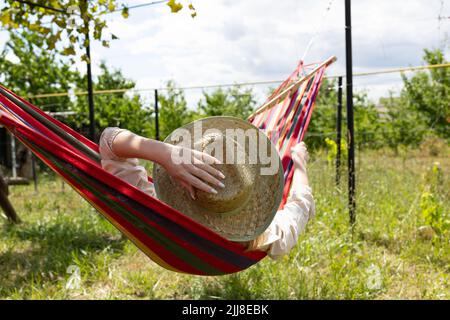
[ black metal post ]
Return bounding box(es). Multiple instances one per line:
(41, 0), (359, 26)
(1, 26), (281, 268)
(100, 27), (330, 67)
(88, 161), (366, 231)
(86, 37), (95, 141)
(345, 0), (356, 225)
(154, 89), (160, 141)
(336, 76), (343, 186)
(83, 0), (95, 142)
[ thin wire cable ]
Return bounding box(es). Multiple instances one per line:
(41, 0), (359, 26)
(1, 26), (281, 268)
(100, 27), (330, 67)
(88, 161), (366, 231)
(105, 0), (169, 14)
(300, 0), (336, 63)
(27, 62), (450, 99)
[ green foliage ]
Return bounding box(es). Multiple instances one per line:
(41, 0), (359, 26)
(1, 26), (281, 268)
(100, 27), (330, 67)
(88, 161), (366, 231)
(0, 30), (152, 140)
(197, 86), (256, 119)
(324, 137), (347, 166)
(68, 62), (152, 139)
(1, 152), (448, 299)
(353, 93), (383, 149)
(0, 30), (77, 111)
(378, 49), (449, 151)
(400, 49), (449, 140)
(158, 84), (256, 140)
(380, 94), (428, 151)
(306, 78), (338, 150)
(420, 162), (449, 235)
(0, 0), (196, 61)
(308, 78), (382, 151)
(158, 81), (194, 140)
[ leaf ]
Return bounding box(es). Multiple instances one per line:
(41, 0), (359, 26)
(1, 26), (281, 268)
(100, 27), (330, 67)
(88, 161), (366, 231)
(102, 40), (110, 48)
(53, 18), (66, 28)
(167, 0), (183, 13)
(46, 38), (56, 50)
(111, 33), (118, 40)
(189, 3), (195, 10)
(47, 31), (62, 49)
(62, 46), (76, 56)
(121, 7), (129, 19)
(81, 54), (90, 63)
(191, 12), (197, 18)
(108, 0), (116, 12)
(0, 11), (11, 25)
(39, 26), (51, 35)
(28, 23), (40, 31)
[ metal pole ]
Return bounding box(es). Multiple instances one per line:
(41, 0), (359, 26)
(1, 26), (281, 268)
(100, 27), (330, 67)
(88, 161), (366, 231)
(83, 0), (95, 142)
(86, 37), (95, 141)
(336, 76), (343, 186)
(154, 89), (160, 141)
(345, 0), (356, 225)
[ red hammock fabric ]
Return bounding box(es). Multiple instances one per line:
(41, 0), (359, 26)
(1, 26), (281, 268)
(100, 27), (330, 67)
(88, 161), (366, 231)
(249, 61), (327, 208)
(0, 58), (331, 275)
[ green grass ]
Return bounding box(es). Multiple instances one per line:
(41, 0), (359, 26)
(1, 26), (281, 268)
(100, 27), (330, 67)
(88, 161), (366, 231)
(1, 151), (448, 299)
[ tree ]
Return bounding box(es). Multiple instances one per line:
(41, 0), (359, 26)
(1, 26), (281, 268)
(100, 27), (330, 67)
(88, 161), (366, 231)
(158, 81), (194, 140)
(352, 92), (382, 150)
(68, 62), (152, 139)
(306, 78), (338, 150)
(307, 78), (382, 150)
(197, 86), (256, 119)
(0, 30), (77, 111)
(400, 49), (449, 140)
(380, 95), (427, 152)
(0, 0), (196, 61)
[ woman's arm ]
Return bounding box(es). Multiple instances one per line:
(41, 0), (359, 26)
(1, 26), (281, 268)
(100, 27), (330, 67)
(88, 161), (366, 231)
(111, 130), (225, 199)
(290, 142), (309, 188)
(246, 142), (314, 257)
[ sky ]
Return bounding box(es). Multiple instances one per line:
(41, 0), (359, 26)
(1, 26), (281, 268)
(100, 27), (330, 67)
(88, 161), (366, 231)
(1, 0), (449, 108)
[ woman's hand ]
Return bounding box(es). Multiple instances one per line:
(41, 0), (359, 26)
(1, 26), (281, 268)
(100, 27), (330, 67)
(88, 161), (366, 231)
(291, 142), (309, 171)
(290, 142), (310, 189)
(160, 144), (225, 200)
(110, 130), (225, 200)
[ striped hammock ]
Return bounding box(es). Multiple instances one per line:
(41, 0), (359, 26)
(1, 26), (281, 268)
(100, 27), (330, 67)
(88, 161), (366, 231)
(0, 56), (335, 276)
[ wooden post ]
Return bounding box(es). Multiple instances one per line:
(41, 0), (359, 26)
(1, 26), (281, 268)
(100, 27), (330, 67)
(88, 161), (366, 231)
(0, 174), (20, 224)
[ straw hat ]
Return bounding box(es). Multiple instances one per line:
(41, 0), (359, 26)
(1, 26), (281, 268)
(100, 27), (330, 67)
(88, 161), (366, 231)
(153, 116), (284, 242)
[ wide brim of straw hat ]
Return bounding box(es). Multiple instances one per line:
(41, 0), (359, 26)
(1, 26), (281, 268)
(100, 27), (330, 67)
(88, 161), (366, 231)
(152, 116), (284, 242)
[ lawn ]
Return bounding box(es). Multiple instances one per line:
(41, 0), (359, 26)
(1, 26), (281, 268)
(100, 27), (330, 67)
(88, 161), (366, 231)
(0, 150), (448, 299)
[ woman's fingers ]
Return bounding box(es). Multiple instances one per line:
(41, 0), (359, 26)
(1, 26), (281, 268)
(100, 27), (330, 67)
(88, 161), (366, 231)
(194, 159), (225, 180)
(192, 149), (222, 165)
(183, 172), (218, 194)
(177, 179), (196, 200)
(187, 163), (225, 189)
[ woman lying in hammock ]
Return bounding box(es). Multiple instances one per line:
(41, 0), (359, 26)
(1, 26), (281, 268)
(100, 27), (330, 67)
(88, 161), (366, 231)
(99, 124), (315, 260)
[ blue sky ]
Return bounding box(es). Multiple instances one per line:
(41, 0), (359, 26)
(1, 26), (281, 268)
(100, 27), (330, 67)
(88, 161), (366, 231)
(1, 0), (449, 107)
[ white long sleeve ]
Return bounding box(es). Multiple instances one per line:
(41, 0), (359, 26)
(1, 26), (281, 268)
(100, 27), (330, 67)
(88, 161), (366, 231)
(262, 186), (315, 259)
(99, 127), (155, 196)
